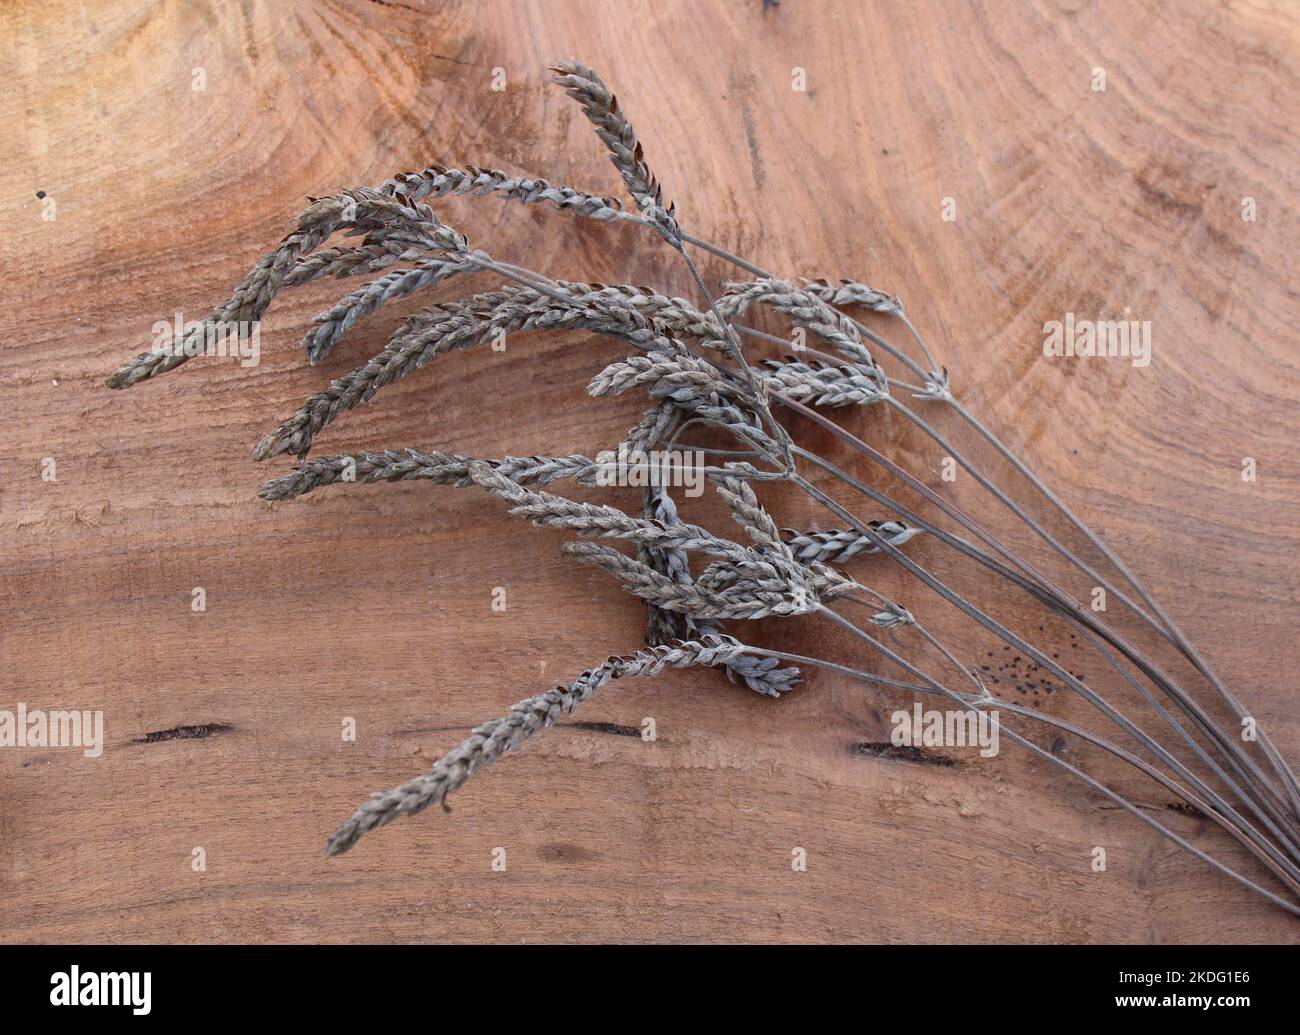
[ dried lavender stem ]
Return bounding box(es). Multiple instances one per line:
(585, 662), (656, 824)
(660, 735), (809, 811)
(817, 607), (1300, 916)
(479, 173), (1283, 806)
(836, 608), (1300, 895)
(1065, 618), (1300, 861)
(881, 393), (1166, 633)
(792, 473), (1300, 874)
(783, 389), (1299, 811)
(746, 627), (1287, 875)
(681, 387), (1289, 858)
(985, 697), (1300, 900)
(910, 620), (989, 698)
(683, 422), (1248, 844)
(788, 440), (1300, 857)
(784, 409), (1300, 844)
(735, 621), (1296, 888)
(946, 396), (1300, 819)
(627, 225), (1291, 809)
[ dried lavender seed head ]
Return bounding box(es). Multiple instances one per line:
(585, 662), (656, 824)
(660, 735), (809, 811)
(589, 353), (746, 402)
(719, 278), (882, 372)
(711, 475), (787, 556)
(870, 601), (915, 628)
(324, 637), (747, 855)
(303, 255), (484, 364)
(107, 189), (469, 389)
(549, 60), (682, 246)
(470, 461), (749, 559)
(379, 162), (626, 222)
(257, 450), (597, 502)
(285, 241), (412, 286)
(564, 540), (819, 621)
(801, 277), (904, 316)
(913, 366), (953, 402)
(640, 487), (691, 647)
(762, 357), (887, 407)
(782, 522), (924, 564)
(806, 562), (858, 601)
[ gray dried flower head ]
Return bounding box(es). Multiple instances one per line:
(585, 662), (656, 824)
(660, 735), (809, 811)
(380, 162), (627, 222)
(666, 393), (783, 460)
(563, 539), (819, 621)
(468, 461), (747, 559)
(284, 239), (414, 287)
(622, 402), (681, 453)
(719, 278), (881, 372)
(550, 59), (682, 245)
(761, 357), (887, 407)
(633, 486), (801, 696)
(251, 299), (496, 460)
(640, 486), (690, 646)
(711, 474), (787, 556)
(302, 255), (483, 364)
(257, 450), (597, 502)
(574, 283), (724, 341)
(106, 188), (466, 389)
(585, 352), (778, 465)
(589, 353), (747, 402)
(869, 601), (915, 628)
(693, 547), (821, 609)
(782, 522), (924, 564)
(801, 277), (904, 316)
(252, 283), (694, 461)
(805, 561), (858, 601)
(712, 648), (802, 697)
(913, 366), (953, 402)
(324, 636), (747, 855)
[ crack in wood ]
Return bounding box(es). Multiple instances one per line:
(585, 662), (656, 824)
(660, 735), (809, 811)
(567, 720), (643, 738)
(133, 723), (233, 744)
(849, 741), (957, 767)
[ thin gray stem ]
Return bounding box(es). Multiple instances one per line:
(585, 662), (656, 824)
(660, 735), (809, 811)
(817, 606), (1300, 916)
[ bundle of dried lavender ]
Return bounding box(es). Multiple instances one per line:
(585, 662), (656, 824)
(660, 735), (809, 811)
(107, 60), (1300, 916)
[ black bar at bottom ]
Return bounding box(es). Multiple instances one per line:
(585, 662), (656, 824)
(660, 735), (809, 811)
(0, 944), (1291, 1021)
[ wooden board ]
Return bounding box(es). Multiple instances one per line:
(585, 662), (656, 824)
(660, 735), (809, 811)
(2, 0), (1297, 943)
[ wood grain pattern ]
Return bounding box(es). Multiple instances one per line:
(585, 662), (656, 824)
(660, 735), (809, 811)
(2, 0), (1297, 943)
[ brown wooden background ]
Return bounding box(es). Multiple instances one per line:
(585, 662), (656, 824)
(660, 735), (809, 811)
(2, 0), (1297, 943)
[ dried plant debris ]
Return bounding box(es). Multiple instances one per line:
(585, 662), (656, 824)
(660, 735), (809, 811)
(107, 59), (1300, 918)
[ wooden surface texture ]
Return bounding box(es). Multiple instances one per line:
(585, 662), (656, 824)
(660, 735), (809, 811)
(1, 0), (1297, 942)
